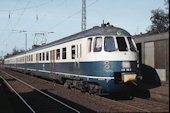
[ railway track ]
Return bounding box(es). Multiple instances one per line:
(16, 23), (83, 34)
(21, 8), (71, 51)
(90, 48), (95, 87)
(0, 70), (80, 113)
(0, 68), (169, 112)
(117, 97), (169, 112)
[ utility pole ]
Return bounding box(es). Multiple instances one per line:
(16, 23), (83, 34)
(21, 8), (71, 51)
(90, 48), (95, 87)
(25, 33), (27, 51)
(81, 0), (86, 31)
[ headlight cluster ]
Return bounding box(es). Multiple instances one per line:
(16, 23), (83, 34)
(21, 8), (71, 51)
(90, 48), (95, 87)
(104, 61), (110, 70)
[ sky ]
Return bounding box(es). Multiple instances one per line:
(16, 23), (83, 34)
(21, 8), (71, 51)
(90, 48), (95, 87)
(0, 0), (167, 58)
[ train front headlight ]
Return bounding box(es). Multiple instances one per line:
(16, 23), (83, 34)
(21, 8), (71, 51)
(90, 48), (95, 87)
(122, 61), (130, 69)
(104, 61), (110, 70)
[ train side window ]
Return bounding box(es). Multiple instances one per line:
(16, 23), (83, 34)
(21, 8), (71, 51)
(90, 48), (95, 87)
(116, 37), (127, 51)
(87, 38), (92, 52)
(94, 37), (102, 52)
(56, 49), (60, 60)
(39, 53), (41, 61)
(71, 45), (75, 59)
(104, 37), (115, 52)
(46, 52), (49, 61)
(62, 48), (66, 59)
(127, 37), (136, 51)
(42, 52), (45, 61)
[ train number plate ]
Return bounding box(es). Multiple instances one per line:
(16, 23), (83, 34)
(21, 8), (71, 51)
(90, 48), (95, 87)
(123, 74), (136, 83)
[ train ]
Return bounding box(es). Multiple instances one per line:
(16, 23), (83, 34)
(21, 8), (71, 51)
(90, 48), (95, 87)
(4, 22), (142, 95)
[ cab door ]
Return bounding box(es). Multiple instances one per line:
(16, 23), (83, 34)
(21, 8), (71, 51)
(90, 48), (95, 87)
(75, 43), (82, 70)
(24, 55), (27, 73)
(50, 50), (55, 75)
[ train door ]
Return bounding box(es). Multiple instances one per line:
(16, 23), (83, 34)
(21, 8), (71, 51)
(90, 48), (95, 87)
(50, 50), (55, 75)
(24, 55), (27, 73)
(75, 43), (82, 70)
(36, 53), (39, 72)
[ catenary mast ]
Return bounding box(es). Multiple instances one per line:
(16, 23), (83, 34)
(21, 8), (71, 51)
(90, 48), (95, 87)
(81, 0), (86, 31)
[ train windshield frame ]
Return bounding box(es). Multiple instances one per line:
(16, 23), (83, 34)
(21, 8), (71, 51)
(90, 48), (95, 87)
(104, 36), (115, 52)
(94, 37), (102, 52)
(116, 37), (128, 51)
(127, 37), (136, 51)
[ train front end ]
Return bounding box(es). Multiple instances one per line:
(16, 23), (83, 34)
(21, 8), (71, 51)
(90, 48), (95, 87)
(86, 25), (142, 93)
(97, 35), (142, 93)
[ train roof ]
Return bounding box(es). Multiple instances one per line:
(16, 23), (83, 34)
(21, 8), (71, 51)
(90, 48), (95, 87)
(31, 23), (131, 51)
(5, 23), (131, 59)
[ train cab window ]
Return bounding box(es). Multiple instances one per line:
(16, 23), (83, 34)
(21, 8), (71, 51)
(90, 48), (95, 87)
(87, 38), (92, 52)
(116, 37), (127, 51)
(127, 37), (136, 51)
(42, 52), (45, 61)
(104, 37), (115, 52)
(46, 52), (49, 61)
(62, 48), (66, 59)
(56, 49), (60, 60)
(94, 37), (102, 52)
(71, 45), (75, 59)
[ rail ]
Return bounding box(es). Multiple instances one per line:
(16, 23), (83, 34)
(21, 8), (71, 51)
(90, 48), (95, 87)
(0, 70), (80, 113)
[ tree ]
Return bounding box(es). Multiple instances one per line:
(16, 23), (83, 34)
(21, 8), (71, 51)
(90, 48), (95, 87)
(147, 0), (169, 33)
(4, 47), (25, 58)
(150, 9), (169, 32)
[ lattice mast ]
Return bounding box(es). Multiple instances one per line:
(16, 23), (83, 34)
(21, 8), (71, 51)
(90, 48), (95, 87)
(81, 0), (86, 31)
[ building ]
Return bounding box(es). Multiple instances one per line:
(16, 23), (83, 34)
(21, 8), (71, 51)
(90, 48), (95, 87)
(133, 32), (169, 82)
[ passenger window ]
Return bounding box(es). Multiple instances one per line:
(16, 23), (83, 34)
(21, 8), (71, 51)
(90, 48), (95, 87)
(116, 37), (127, 51)
(39, 53), (41, 61)
(87, 38), (92, 52)
(127, 37), (136, 51)
(56, 49), (60, 60)
(46, 51), (49, 61)
(42, 52), (45, 61)
(71, 45), (75, 59)
(62, 48), (66, 59)
(94, 37), (102, 52)
(104, 37), (115, 52)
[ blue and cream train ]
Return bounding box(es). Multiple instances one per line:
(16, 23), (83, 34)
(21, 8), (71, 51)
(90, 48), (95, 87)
(4, 23), (142, 94)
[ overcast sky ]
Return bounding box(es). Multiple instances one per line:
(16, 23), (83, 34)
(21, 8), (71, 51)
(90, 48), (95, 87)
(0, 0), (166, 57)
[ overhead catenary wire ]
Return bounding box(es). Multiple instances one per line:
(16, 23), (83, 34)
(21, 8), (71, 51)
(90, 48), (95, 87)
(26, 0), (65, 35)
(0, 0), (20, 51)
(48, 0), (100, 30)
(0, 0), (31, 56)
(0, 0), (99, 57)
(0, 0), (54, 12)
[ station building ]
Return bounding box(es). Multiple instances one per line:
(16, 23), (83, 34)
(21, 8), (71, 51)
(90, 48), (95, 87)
(133, 32), (169, 82)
